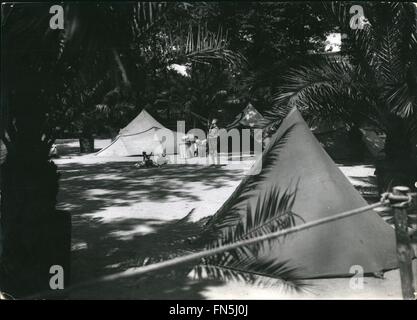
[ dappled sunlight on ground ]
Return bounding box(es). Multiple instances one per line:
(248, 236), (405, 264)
(55, 150), (250, 298)
(52, 140), (409, 299)
(338, 163), (376, 188)
(56, 159), (246, 222)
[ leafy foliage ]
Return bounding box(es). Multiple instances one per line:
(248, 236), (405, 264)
(271, 2), (417, 122)
(269, 2), (417, 173)
(211, 2), (332, 113)
(163, 23), (245, 68)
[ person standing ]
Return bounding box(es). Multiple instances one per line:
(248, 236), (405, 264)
(154, 136), (168, 166)
(208, 119), (220, 165)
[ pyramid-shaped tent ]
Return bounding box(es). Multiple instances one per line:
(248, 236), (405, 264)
(227, 103), (267, 129)
(227, 103), (267, 152)
(205, 108), (397, 278)
(97, 110), (178, 157)
(119, 108), (166, 135)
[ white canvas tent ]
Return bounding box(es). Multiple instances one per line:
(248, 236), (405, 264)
(96, 110), (179, 157)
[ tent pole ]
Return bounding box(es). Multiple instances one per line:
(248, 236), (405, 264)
(390, 186), (416, 300)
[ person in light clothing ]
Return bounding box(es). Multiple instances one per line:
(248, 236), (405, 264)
(153, 136), (168, 166)
(208, 119), (219, 165)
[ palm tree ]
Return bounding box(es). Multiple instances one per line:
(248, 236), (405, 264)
(85, 18), (245, 135)
(0, 2), (242, 297)
(270, 2), (417, 192)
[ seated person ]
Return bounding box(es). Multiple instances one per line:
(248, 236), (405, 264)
(135, 151), (156, 168)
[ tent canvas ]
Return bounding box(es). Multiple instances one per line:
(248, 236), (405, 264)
(204, 108), (398, 279)
(227, 103), (267, 129)
(227, 103), (267, 153)
(118, 108), (165, 135)
(96, 110), (179, 157)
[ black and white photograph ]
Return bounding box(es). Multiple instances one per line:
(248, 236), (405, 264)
(0, 1), (417, 302)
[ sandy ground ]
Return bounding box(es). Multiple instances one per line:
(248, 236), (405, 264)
(53, 139), (416, 299)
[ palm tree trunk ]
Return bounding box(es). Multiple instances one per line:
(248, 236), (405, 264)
(347, 125), (366, 161)
(79, 135), (95, 153)
(79, 126), (95, 153)
(0, 133), (71, 297)
(375, 117), (417, 193)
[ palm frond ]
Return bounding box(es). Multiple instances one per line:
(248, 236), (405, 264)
(192, 258), (308, 293)
(164, 23), (245, 68)
(376, 3), (417, 117)
(132, 2), (169, 40)
(214, 183), (303, 250)
(192, 123), (307, 291)
(274, 58), (354, 104)
(192, 183), (306, 292)
(269, 57), (370, 125)
(323, 1), (375, 66)
(323, 1), (350, 31)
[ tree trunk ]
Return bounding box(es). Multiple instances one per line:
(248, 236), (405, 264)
(347, 125), (366, 161)
(375, 117), (417, 193)
(110, 128), (119, 142)
(79, 135), (95, 153)
(1, 3), (72, 298)
(0, 140), (71, 298)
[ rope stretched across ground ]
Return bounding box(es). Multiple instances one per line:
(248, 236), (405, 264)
(26, 197), (398, 299)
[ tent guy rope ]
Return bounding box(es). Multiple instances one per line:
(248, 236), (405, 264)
(26, 195), (408, 299)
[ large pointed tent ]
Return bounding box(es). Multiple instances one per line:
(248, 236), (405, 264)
(96, 110), (178, 157)
(204, 108), (398, 279)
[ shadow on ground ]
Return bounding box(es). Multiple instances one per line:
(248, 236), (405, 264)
(57, 162), (242, 215)
(69, 214), (224, 299)
(55, 160), (243, 299)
